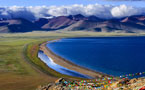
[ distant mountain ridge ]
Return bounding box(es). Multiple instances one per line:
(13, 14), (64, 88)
(0, 18), (40, 33)
(1, 14), (145, 33)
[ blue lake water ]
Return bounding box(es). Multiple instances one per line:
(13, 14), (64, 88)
(47, 37), (145, 77)
(38, 51), (92, 78)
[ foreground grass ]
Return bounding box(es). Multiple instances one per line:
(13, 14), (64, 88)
(0, 31), (144, 90)
(0, 37), (59, 90)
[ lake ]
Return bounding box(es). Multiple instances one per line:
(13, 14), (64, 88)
(47, 37), (145, 77)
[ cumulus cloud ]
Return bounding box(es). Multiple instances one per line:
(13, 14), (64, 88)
(0, 6), (36, 21)
(111, 5), (143, 17)
(0, 4), (144, 21)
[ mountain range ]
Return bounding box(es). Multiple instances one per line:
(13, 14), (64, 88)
(1, 14), (145, 33)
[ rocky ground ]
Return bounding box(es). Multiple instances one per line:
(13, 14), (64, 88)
(36, 77), (145, 90)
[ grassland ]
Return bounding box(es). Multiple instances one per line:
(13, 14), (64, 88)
(0, 31), (144, 90)
(0, 38), (59, 90)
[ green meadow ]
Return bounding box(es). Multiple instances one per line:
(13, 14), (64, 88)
(0, 31), (144, 90)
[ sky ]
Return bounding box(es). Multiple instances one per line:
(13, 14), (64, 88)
(0, 0), (145, 7)
(0, 0), (145, 20)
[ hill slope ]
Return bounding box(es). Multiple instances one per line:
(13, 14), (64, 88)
(1, 14), (145, 33)
(0, 18), (40, 33)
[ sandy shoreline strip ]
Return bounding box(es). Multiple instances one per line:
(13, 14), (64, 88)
(40, 40), (112, 79)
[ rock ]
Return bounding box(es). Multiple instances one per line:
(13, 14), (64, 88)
(129, 78), (137, 84)
(36, 77), (145, 90)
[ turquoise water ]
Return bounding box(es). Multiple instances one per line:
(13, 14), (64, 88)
(47, 37), (145, 77)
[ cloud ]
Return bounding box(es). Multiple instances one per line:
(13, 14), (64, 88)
(0, 6), (36, 21)
(0, 4), (144, 21)
(111, 5), (142, 17)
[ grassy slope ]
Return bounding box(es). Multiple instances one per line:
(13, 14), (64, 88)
(0, 38), (59, 90)
(0, 31), (144, 90)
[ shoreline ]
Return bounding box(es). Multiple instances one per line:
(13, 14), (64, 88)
(39, 39), (113, 79)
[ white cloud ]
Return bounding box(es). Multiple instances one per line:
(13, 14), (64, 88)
(111, 5), (141, 17)
(0, 4), (144, 21)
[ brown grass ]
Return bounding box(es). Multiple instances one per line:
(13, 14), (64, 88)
(0, 73), (57, 90)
